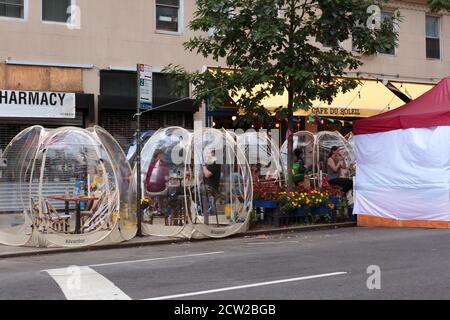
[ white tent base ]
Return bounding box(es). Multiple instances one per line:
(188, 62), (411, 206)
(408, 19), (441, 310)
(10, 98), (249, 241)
(357, 214), (450, 229)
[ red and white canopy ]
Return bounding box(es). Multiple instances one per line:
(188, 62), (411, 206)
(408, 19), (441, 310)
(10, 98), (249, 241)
(352, 78), (450, 227)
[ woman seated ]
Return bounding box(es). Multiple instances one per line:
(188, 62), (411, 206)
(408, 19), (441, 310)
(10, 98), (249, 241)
(144, 149), (170, 220)
(145, 149), (169, 193)
(327, 146), (353, 195)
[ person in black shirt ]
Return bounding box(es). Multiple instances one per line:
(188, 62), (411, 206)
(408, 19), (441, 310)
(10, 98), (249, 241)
(203, 149), (221, 193)
(202, 149), (221, 224)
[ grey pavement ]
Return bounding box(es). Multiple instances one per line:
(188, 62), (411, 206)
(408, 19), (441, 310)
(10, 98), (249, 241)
(0, 227), (449, 300)
(0, 222), (356, 258)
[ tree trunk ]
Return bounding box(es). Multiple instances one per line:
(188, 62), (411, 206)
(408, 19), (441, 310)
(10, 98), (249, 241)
(287, 89), (294, 191)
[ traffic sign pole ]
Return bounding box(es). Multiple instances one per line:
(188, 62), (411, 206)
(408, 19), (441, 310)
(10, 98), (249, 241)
(136, 64), (142, 237)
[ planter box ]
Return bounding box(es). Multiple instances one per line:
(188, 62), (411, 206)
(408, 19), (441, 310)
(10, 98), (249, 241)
(293, 207), (310, 217)
(253, 200), (278, 209)
(330, 196), (341, 205)
(311, 206), (332, 217)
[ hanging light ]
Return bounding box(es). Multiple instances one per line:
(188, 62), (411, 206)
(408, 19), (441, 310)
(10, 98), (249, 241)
(232, 116), (237, 121)
(275, 123), (280, 128)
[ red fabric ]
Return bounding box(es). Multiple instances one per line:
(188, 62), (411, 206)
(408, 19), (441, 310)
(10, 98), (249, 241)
(353, 78), (450, 135)
(145, 159), (169, 193)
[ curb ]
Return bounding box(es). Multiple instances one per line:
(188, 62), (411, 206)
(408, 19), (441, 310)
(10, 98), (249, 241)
(0, 222), (356, 259)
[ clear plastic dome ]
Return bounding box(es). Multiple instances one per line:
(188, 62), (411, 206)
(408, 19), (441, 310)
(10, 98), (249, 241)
(316, 131), (355, 182)
(281, 131), (355, 187)
(139, 127), (192, 237)
(0, 126), (43, 246)
(237, 131), (283, 184)
(280, 131), (315, 184)
(187, 128), (253, 238)
(0, 126), (135, 247)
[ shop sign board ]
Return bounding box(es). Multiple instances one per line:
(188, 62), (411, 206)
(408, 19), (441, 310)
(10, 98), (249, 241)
(0, 89), (76, 118)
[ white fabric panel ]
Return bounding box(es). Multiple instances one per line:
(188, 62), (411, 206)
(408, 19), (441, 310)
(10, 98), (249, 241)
(354, 126), (450, 222)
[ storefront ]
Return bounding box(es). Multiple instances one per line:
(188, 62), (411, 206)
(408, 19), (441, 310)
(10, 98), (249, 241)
(98, 70), (198, 150)
(234, 77), (434, 139)
(0, 64), (94, 151)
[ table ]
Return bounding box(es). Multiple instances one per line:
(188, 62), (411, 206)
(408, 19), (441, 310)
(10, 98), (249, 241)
(47, 195), (99, 234)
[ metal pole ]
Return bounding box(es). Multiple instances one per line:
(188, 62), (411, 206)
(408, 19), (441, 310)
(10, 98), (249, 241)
(136, 63), (143, 237)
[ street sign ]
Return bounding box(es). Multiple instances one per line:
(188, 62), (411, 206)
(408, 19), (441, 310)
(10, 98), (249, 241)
(138, 64), (153, 110)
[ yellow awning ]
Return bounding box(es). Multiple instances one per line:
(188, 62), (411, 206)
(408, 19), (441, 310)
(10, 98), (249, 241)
(261, 79), (433, 118)
(207, 67), (434, 118)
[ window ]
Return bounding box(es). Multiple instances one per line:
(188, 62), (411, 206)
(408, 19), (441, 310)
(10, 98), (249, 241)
(377, 11), (395, 55)
(426, 15), (440, 60)
(100, 71), (137, 97)
(100, 71), (189, 99)
(156, 0), (181, 33)
(42, 0), (71, 23)
(0, 0), (24, 19)
(153, 72), (189, 99)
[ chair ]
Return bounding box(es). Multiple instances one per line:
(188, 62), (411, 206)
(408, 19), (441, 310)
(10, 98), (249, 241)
(81, 190), (118, 233)
(169, 196), (189, 226)
(146, 188), (169, 225)
(44, 199), (71, 233)
(80, 191), (106, 225)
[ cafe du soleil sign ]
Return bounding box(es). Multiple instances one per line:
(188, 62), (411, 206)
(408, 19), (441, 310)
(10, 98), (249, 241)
(310, 106), (361, 116)
(0, 89), (76, 119)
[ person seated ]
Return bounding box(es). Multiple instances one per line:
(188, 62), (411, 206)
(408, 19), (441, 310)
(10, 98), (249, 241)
(145, 149), (169, 193)
(327, 146), (353, 195)
(293, 148), (306, 184)
(145, 149), (169, 220)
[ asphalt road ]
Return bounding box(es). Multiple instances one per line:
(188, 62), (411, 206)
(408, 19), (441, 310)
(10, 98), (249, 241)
(0, 227), (449, 300)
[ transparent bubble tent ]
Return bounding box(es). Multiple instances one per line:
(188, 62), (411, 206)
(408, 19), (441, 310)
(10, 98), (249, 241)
(281, 131), (355, 187)
(0, 126), (136, 248)
(280, 131), (315, 184)
(237, 131), (283, 184)
(138, 127), (253, 239)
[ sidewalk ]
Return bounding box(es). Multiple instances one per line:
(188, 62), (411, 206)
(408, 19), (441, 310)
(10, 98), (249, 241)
(0, 222), (356, 259)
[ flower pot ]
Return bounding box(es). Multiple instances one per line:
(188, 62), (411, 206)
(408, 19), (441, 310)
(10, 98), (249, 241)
(253, 200), (278, 209)
(294, 207), (310, 217)
(311, 206), (332, 217)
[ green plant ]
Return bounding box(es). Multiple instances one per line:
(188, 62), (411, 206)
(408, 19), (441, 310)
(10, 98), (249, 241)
(308, 213), (321, 225)
(249, 209), (259, 227)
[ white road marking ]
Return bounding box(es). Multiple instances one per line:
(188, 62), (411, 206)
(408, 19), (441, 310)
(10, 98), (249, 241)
(46, 266), (131, 300)
(88, 251), (224, 268)
(246, 241), (300, 245)
(44, 251), (224, 300)
(144, 272), (348, 300)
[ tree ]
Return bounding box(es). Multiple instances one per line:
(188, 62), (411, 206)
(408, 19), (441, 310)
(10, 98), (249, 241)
(428, 0), (450, 12)
(164, 0), (399, 188)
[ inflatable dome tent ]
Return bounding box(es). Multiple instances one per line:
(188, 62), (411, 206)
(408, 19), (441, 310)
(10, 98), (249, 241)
(281, 131), (355, 187)
(237, 131), (283, 183)
(353, 77), (450, 229)
(315, 131), (356, 186)
(139, 127), (192, 237)
(280, 131), (315, 185)
(0, 126), (136, 247)
(138, 127), (253, 239)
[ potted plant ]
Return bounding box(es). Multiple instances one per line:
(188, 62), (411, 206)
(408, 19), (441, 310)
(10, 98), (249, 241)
(309, 189), (334, 217)
(253, 181), (282, 209)
(278, 190), (310, 217)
